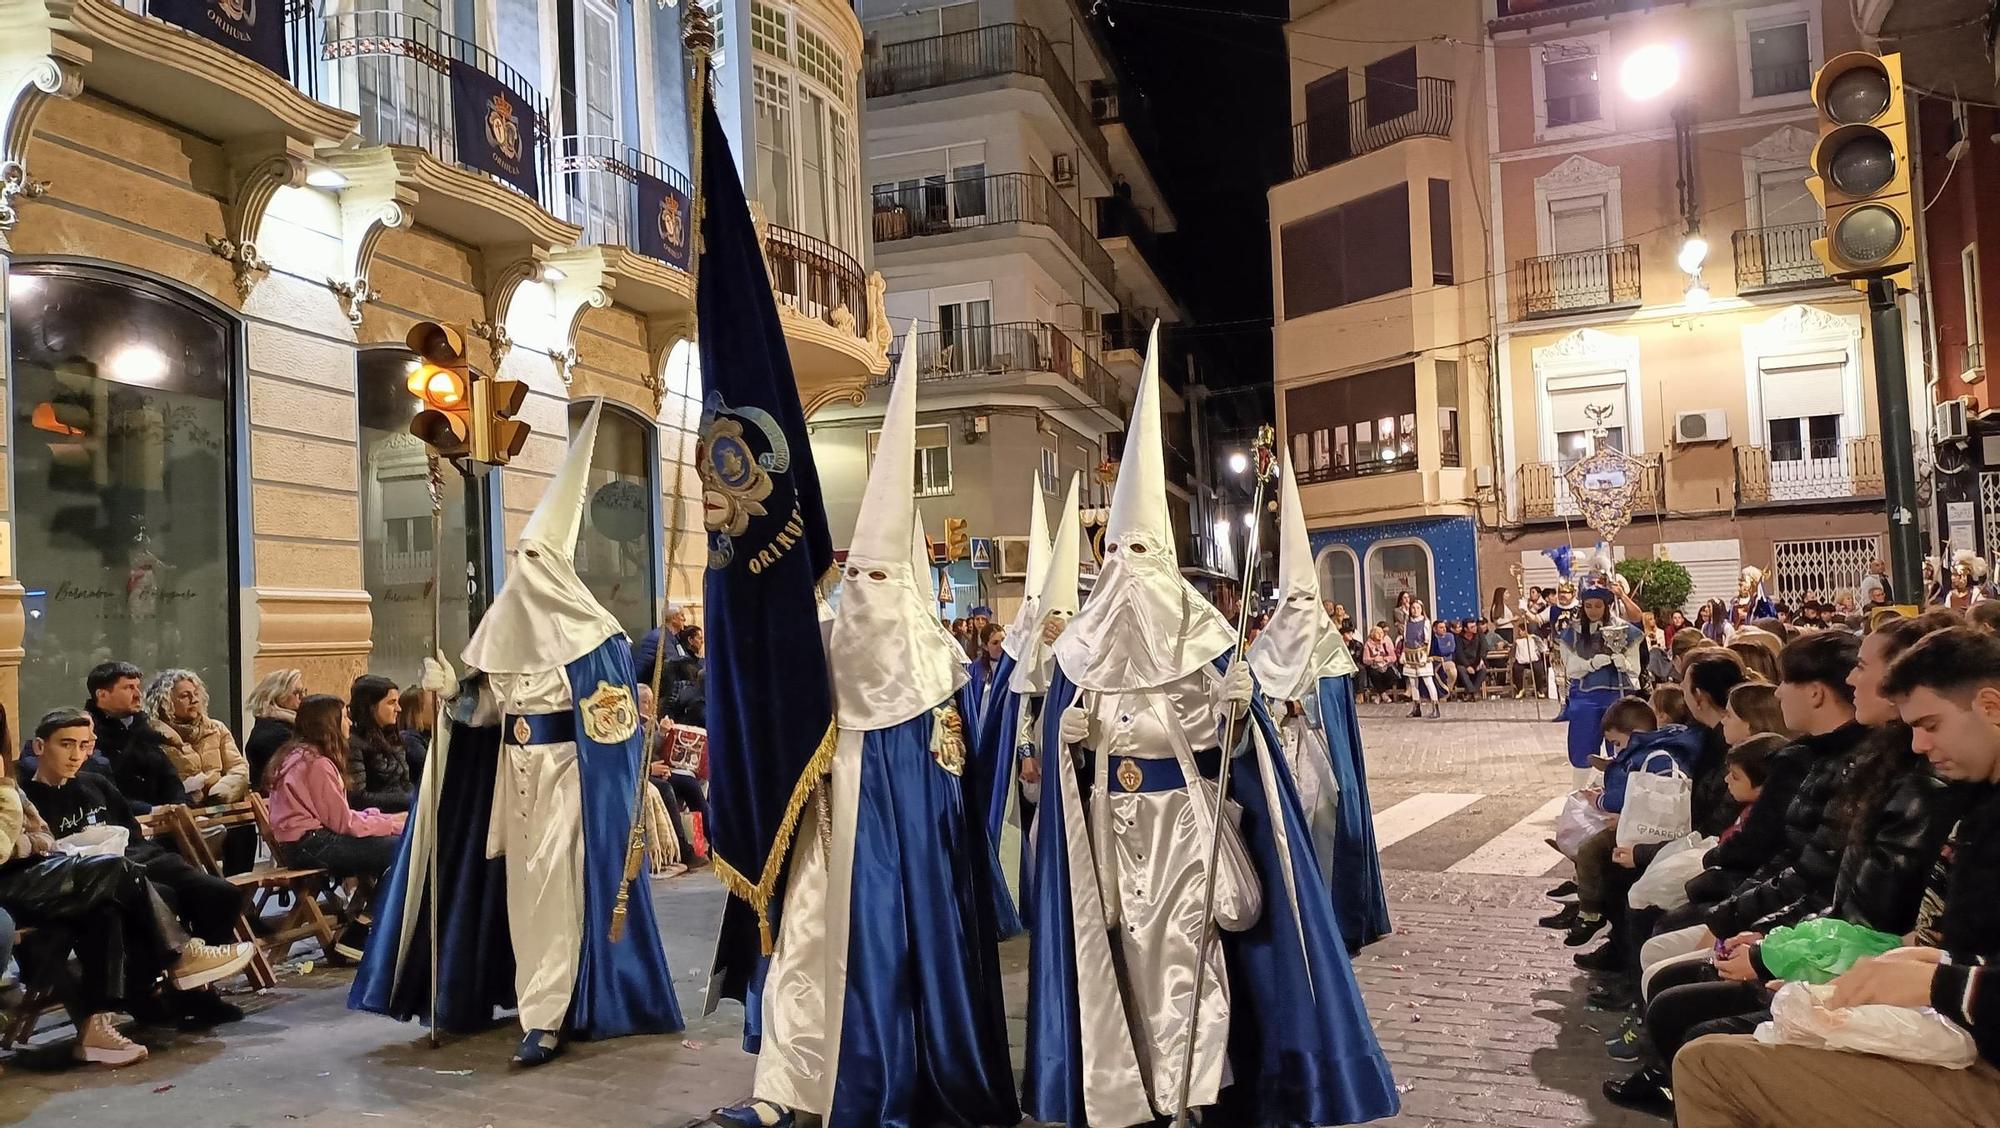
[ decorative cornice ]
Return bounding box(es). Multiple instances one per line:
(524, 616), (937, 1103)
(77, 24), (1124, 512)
(207, 145), (308, 299)
(547, 250), (614, 386)
(1533, 326), (1635, 365)
(480, 247), (545, 355)
(802, 384), (867, 418)
(643, 311), (697, 415)
(0, 50), (84, 250)
(319, 146), (421, 325)
(1535, 153), (1620, 190)
(1758, 302), (1855, 340)
(1743, 124), (1816, 167)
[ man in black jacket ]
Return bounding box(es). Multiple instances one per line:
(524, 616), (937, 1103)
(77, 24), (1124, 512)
(1672, 626), (2000, 1126)
(83, 661), (189, 813)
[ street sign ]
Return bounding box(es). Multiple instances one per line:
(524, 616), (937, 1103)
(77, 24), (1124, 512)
(969, 537), (993, 571)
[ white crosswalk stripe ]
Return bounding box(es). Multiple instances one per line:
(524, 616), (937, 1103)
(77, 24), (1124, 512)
(1369, 792), (1483, 850)
(1445, 795), (1568, 877)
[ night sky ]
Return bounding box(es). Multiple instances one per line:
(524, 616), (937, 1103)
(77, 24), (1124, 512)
(1092, 0), (1290, 434)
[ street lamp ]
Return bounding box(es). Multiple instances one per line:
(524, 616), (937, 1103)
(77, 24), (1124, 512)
(1242, 511), (1256, 529)
(1227, 451), (1249, 475)
(1619, 44), (1682, 100)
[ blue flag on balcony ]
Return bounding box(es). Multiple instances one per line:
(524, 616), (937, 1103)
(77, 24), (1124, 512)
(449, 59), (540, 200)
(147, 0), (290, 80)
(692, 87), (837, 1008)
(636, 167), (694, 271)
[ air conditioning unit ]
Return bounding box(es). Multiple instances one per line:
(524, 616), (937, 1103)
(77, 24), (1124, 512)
(1937, 396), (1972, 443)
(1674, 409), (1729, 444)
(1051, 154), (1077, 186)
(995, 535), (1031, 579)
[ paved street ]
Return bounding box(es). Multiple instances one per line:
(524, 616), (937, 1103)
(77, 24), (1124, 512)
(2, 700), (1658, 1128)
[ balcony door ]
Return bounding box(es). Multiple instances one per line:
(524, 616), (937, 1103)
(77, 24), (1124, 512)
(1546, 372), (1628, 517)
(1760, 360), (1848, 500)
(1303, 70), (1351, 169)
(1755, 167), (1819, 285)
(340, 0), (452, 151)
(934, 283), (993, 374)
(562, 0), (626, 244)
(1548, 195), (1611, 308)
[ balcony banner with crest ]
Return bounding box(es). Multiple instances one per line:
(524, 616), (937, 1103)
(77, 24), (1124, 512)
(693, 88), (838, 1010)
(148, 0), (290, 80)
(449, 60), (540, 199)
(636, 168), (693, 271)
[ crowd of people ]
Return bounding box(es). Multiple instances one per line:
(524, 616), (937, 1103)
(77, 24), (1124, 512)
(1525, 584), (2000, 1124)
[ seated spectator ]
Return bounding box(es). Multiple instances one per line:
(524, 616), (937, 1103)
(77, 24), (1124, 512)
(1671, 626), (2000, 1126)
(1670, 629), (1714, 680)
(662, 656), (707, 730)
(81, 662), (188, 813)
(399, 684), (435, 787)
(1649, 684), (1690, 727)
(266, 694), (406, 958)
(1454, 621), (1488, 698)
(1361, 626), (1401, 702)
(1726, 639), (1780, 683)
(1680, 651), (1755, 838)
(243, 668), (305, 792)
(145, 668), (256, 874)
(632, 603), (692, 694)
(345, 676), (413, 814)
(19, 707), (252, 1028)
(1430, 618), (1459, 696)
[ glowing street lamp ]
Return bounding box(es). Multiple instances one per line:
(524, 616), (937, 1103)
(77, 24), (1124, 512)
(1227, 451), (1249, 475)
(1620, 44), (1682, 100)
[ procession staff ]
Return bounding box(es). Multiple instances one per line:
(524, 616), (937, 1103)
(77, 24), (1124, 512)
(1022, 324), (1399, 1128)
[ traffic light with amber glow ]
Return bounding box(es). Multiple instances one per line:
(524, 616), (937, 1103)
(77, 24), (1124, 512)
(406, 321), (474, 458)
(1806, 52), (1914, 284)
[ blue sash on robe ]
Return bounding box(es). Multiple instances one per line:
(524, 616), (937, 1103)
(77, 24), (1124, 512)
(965, 653), (1025, 937)
(1024, 667), (1399, 1126)
(1312, 673), (1392, 950)
(351, 636), (683, 1039)
(827, 710), (1020, 1128)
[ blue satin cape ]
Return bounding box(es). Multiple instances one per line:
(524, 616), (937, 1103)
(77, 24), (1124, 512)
(1563, 683), (1623, 768)
(825, 710), (1020, 1128)
(1310, 674), (1392, 950)
(965, 653), (1025, 936)
(351, 638), (684, 1039)
(1024, 667), (1400, 1126)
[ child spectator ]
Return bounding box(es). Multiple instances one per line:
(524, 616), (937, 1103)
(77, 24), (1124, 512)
(1649, 684), (1690, 727)
(266, 694), (406, 959)
(1720, 682), (1790, 745)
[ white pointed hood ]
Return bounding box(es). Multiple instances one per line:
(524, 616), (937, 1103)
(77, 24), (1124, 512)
(1248, 451), (1350, 698)
(1002, 473), (1053, 662)
(1053, 323), (1235, 691)
(828, 327), (967, 729)
(462, 400), (627, 675)
(1009, 472), (1082, 694)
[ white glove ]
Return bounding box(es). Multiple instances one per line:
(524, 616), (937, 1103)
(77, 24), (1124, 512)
(1221, 661), (1254, 715)
(1059, 706), (1090, 746)
(420, 650), (456, 693)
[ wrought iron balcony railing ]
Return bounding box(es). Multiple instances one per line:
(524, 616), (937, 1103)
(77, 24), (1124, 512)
(864, 25), (1109, 172)
(322, 10), (554, 213)
(766, 224), (869, 341)
(1096, 196), (1166, 282)
(1298, 448), (1419, 486)
(1733, 222), (1829, 292)
(1517, 455), (1663, 520)
(871, 172), (1115, 294)
(1290, 77), (1454, 178)
(1515, 244), (1642, 319)
(1736, 435), (1884, 506)
(1750, 58), (1813, 98)
(111, 0), (322, 97)
(880, 320), (1128, 418)
(556, 134), (694, 265)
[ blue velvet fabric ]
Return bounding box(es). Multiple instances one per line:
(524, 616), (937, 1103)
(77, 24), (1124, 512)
(1312, 675), (1392, 950)
(1024, 668), (1399, 1126)
(350, 639), (683, 1040)
(827, 712), (1019, 1128)
(966, 654), (1025, 937)
(1564, 685), (1624, 769)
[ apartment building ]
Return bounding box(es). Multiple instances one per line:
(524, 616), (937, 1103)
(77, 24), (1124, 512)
(810, 0), (1215, 620)
(0, 0), (888, 727)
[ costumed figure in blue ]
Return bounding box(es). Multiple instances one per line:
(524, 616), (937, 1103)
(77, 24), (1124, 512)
(1023, 325), (1399, 1127)
(1552, 560), (1642, 787)
(350, 402), (683, 1066)
(1400, 601), (1444, 719)
(1247, 450), (1391, 952)
(1731, 564), (1778, 626)
(716, 329), (1018, 1128)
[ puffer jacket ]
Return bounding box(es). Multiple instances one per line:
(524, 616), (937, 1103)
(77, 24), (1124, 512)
(346, 726), (413, 813)
(151, 715), (251, 805)
(245, 712), (294, 794)
(1686, 736), (1814, 903)
(1703, 721), (1871, 937)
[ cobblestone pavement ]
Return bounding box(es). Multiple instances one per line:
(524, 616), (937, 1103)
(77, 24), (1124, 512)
(2, 704), (1645, 1127)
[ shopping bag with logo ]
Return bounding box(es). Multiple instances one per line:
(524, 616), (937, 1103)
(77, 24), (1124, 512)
(1616, 750), (1692, 847)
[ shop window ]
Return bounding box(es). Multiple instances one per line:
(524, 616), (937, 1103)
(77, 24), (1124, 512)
(571, 402), (660, 642)
(1366, 540), (1434, 626)
(358, 349), (483, 686)
(10, 266), (238, 721)
(1280, 187), (1412, 317)
(1315, 546), (1360, 623)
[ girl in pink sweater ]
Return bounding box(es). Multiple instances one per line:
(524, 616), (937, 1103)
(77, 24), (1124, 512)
(266, 695), (404, 958)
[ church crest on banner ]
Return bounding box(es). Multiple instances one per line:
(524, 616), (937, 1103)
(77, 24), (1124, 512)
(699, 396), (803, 572)
(580, 682), (639, 744)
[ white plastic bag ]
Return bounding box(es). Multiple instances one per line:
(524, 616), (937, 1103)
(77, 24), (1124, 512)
(1554, 789), (1614, 858)
(54, 824), (129, 859)
(1627, 833), (1714, 910)
(1756, 981), (1980, 1069)
(1617, 750), (1692, 847)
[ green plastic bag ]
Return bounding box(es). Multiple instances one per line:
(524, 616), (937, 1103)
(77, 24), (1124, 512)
(1759, 918), (1904, 984)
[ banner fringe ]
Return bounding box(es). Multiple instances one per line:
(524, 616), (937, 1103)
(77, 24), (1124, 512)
(708, 717), (837, 954)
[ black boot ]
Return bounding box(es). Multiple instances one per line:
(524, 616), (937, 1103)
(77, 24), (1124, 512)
(1408, 705), (1422, 718)
(1564, 912), (1610, 947)
(1573, 940), (1625, 972)
(1603, 1065), (1673, 1115)
(1546, 880), (1578, 899)
(1538, 903), (1580, 930)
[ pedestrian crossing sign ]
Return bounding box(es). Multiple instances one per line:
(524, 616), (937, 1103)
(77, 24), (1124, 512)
(969, 537), (993, 570)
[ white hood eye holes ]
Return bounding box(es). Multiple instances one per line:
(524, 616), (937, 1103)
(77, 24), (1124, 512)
(1105, 542), (1119, 554)
(868, 570), (888, 581)
(846, 567), (860, 578)
(524, 548), (541, 559)
(1128, 542), (1149, 554)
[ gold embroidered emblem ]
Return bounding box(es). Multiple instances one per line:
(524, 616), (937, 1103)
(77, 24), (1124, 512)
(580, 682), (639, 745)
(931, 704), (966, 776)
(1116, 757), (1144, 793)
(511, 716), (532, 745)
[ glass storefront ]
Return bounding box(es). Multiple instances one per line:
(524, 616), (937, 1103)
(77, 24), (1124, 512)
(9, 266), (237, 721)
(572, 401), (658, 640)
(357, 349), (481, 685)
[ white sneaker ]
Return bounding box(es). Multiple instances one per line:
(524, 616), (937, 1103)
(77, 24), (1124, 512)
(74, 1014), (149, 1067)
(169, 940), (257, 990)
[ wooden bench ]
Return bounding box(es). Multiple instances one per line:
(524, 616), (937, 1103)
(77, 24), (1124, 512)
(180, 796), (345, 970)
(1, 927), (57, 1049)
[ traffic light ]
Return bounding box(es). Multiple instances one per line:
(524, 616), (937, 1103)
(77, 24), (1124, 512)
(1806, 52), (1915, 283)
(481, 376), (531, 465)
(943, 516), (970, 561)
(406, 321), (473, 458)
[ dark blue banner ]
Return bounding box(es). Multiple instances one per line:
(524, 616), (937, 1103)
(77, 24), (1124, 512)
(694, 87), (837, 1001)
(635, 169), (693, 271)
(148, 0), (290, 80)
(449, 60), (540, 199)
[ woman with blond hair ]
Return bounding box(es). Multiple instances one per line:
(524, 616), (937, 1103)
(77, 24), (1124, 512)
(145, 670), (249, 807)
(243, 668), (304, 792)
